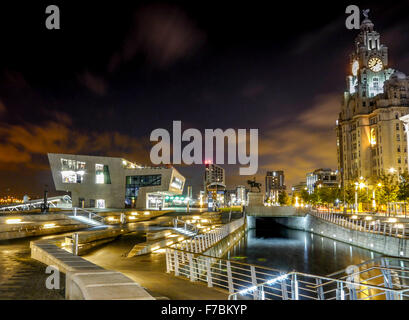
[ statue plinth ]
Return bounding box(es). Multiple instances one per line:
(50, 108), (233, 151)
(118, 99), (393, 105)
(247, 192), (264, 207)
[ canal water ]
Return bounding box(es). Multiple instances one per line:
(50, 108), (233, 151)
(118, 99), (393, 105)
(225, 219), (381, 276)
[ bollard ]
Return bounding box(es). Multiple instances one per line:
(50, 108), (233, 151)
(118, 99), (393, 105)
(72, 233), (79, 256)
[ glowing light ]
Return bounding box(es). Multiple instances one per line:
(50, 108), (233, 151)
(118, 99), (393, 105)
(352, 60), (359, 76)
(365, 216), (373, 221)
(388, 218), (398, 223)
(239, 274), (288, 296)
(351, 215), (358, 220)
(131, 212), (139, 216)
(129, 216), (137, 220)
(107, 217), (116, 221)
(6, 218), (22, 224)
(166, 241), (173, 246)
(151, 246), (160, 251)
(370, 128), (376, 146)
(144, 211), (150, 215)
(395, 224), (404, 229)
(178, 236), (184, 241)
(43, 223), (56, 229)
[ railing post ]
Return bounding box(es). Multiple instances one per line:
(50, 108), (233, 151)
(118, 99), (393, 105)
(336, 281), (345, 300)
(389, 224), (392, 236)
(316, 278), (324, 300)
(226, 261), (234, 294)
(250, 265), (258, 300)
(72, 232), (79, 256)
(291, 274), (299, 300)
(281, 278), (288, 300)
(74, 207), (77, 216)
(206, 257), (213, 287)
(166, 248), (171, 273)
(380, 258), (394, 300)
(188, 253), (196, 282)
(174, 250), (179, 276)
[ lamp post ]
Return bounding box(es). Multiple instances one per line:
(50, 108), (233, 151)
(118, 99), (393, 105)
(389, 168), (400, 215)
(354, 177), (366, 214)
(354, 182), (358, 215)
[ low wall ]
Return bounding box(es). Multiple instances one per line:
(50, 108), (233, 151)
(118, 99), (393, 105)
(31, 240), (155, 300)
(266, 214), (409, 258)
(245, 206), (308, 217)
(0, 213), (87, 241)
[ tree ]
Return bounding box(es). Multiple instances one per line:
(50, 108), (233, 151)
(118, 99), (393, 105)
(377, 174), (399, 216)
(278, 191), (290, 206)
(300, 189), (309, 204)
(343, 183), (356, 209)
(398, 171), (409, 202)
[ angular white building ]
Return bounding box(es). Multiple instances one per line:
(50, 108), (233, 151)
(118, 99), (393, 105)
(48, 153), (185, 209)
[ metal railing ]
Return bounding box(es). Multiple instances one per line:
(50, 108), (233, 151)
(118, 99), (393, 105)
(70, 207), (105, 226)
(166, 214), (409, 300)
(311, 210), (409, 238)
(0, 195), (72, 212)
(173, 217), (199, 236)
(228, 256), (409, 300)
(169, 216), (245, 254)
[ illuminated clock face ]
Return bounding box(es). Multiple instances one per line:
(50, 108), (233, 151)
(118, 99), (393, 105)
(368, 57), (383, 72)
(352, 60), (359, 76)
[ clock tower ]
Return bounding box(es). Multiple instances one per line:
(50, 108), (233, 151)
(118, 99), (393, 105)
(337, 11), (409, 191)
(347, 15), (394, 98)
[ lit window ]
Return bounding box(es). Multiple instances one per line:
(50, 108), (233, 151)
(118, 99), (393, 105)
(96, 164), (104, 184)
(61, 171), (77, 183)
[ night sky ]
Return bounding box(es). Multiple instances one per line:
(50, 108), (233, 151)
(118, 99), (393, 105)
(0, 1), (408, 198)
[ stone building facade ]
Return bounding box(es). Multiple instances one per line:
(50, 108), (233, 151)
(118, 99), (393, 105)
(336, 15), (409, 186)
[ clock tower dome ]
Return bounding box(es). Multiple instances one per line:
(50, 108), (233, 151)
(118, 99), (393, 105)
(346, 14), (394, 98)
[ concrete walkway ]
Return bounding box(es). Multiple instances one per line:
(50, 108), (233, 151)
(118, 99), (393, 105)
(83, 237), (228, 300)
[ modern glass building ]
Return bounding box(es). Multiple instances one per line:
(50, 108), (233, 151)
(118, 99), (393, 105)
(48, 153), (185, 209)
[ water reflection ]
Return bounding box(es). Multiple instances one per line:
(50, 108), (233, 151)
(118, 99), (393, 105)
(226, 224), (381, 276)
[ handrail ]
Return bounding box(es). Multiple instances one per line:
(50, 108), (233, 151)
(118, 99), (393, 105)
(310, 210), (408, 238)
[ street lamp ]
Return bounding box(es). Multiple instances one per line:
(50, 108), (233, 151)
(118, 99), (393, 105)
(389, 167), (400, 182)
(354, 182), (359, 214)
(354, 177), (366, 214)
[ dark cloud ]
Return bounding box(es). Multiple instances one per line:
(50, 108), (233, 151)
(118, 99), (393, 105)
(0, 99), (5, 115)
(108, 4), (206, 71)
(78, 71), (108, 96)
(0, 113), (151, 170)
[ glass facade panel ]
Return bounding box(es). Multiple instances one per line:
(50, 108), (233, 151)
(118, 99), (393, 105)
(125, 174), (162, 208)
